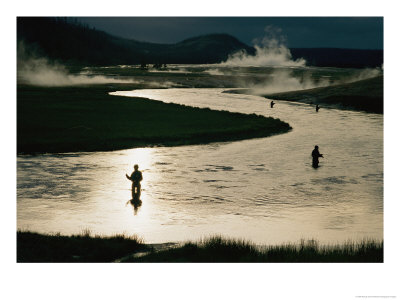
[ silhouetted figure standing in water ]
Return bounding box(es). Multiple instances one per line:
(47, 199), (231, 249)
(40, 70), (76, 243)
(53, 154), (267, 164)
(270, 100), (275, 108)
(316, 104), (320, 112)
(312, 145), (324, 168)
(126, 164), (143, 200)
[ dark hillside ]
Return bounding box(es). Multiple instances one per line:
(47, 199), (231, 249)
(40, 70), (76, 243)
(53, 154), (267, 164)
(291, 48), (383, 68)
(17, 17), (254, 65)
(170, 34), (256, 63)
(17, 17), (134, 65)
(17, 17), (383, 68)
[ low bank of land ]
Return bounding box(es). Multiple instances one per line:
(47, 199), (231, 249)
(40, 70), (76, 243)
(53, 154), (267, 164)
(17, 231), (383, 263)
(17, 84), (291, 154)
(17, 230), (146, 262)
(263, 76), (383, 114)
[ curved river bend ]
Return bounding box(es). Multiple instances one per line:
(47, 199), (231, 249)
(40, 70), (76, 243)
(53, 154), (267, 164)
(17, 88), (383, 244)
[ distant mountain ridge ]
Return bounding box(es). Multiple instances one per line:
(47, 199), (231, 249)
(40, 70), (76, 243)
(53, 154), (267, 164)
(17, 17), (254, 65)
(17, 17), (383, 68)
(290, 48), (382, 68)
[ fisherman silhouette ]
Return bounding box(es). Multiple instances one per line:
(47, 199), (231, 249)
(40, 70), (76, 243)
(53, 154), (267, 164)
(311, 145), (324, 168)
(316, 104), (320, 112)
(126, 164), (143, 200)
(270, 100), (275, 108)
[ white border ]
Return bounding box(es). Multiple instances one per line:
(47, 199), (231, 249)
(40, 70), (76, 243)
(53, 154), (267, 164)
(3, 1), (399, 299)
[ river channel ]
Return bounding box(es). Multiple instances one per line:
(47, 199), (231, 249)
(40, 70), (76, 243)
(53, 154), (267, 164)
(17, 88), (383, 244)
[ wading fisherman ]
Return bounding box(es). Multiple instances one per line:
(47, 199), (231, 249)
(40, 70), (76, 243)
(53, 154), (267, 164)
(270, 100), (275, 108)
(311, 145), (324, 168)
(126, 164), (143, 200)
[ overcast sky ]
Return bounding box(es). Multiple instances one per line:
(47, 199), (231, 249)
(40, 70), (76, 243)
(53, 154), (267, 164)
(76, 17), (383, 49)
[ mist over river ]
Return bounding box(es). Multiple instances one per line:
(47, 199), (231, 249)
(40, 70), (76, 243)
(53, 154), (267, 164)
(17, 88), (382, 245)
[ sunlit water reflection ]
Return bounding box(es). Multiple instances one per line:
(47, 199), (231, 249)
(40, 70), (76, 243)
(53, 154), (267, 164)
(17, 88), (383, 244)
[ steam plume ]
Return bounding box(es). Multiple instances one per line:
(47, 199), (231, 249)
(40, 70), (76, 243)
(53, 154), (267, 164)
(17, 42), (139, 86)
(220, 26), (306, 67)
(18, 58), (141, 86)
(245, 69), (330, 94)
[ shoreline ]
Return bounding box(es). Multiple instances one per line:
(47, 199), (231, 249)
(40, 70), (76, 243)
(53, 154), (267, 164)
(17, 230), (383, 263)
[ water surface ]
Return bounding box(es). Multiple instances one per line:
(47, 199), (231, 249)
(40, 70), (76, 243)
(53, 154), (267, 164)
(17, 88), (383, 244)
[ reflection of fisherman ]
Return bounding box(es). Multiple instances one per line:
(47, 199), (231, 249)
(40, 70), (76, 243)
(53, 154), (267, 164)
(316, 104), (320, 112)
(126, 164), (143, 200)
(270, 100), (275, 108)
(311, 145), (324, 168)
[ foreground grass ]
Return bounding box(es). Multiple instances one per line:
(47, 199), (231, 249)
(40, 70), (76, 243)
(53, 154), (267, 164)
(17, 230), (147, 262)
(17, 84), (291, 153)
(126, 236), (383, 263)
(125, 236), (383, 263)
(263, 76), (383, 114)
(17, 232), (383, 263)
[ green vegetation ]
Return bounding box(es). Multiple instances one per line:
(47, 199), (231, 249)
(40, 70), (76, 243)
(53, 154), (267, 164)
(17, 230), (146, 262)
(17, 84), (291, 154)
(17, 232), (383, 263)
(124, 236), (383, 263)
(264, 76), (383, 114)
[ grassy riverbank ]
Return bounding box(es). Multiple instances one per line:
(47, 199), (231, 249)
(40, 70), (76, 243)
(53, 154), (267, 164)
(17, 84), (291, 154)
(17, 230), (147, 262)
(263, 76), (383, 114)
(126, 236), (383, 263)
(17, 231), (383, 263)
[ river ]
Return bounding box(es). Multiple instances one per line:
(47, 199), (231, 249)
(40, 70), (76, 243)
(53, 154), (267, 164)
(17, 88), (383, 244)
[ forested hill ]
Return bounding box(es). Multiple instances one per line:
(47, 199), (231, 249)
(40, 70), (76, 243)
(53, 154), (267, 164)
(17, 17), (254, 65)
(17, 17), (383, 68)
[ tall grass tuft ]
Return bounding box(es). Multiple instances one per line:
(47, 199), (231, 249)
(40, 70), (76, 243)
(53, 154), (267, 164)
(17, 230), (146, 262)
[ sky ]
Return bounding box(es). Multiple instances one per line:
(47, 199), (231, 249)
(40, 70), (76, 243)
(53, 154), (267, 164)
(76, 17), (383, 49)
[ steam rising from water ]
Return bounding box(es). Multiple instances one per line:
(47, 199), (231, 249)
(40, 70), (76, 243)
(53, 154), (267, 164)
(204, 68), (225, 76)
(349, 68), (382, 82)
(220, 26), (306, 67)
(17, 41), (142, 86)
(248, 69), (330, 94)
(18, 57), (140, 86)
(216, 26), (382, 94)
(238, 67), (382, 95)
(220, 44), (306, 67)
